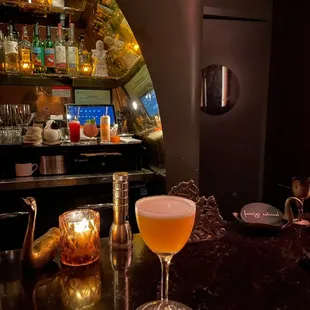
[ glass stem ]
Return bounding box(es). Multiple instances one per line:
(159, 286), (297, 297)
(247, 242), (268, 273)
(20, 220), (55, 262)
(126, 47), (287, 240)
(159, 254), (173, 306)
(298, 199), (304, 221)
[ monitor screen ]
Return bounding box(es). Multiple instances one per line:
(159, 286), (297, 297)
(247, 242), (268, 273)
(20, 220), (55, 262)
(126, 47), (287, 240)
(139, 89), (159, 118)
(66, 105), (116, 126)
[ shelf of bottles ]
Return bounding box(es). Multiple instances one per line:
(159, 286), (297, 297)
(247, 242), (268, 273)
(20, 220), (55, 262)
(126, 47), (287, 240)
(0, 0), (85, 14)
(0, 22), (97, 77)
(0, 23), (141, 88)
(0, 0), (143, 87)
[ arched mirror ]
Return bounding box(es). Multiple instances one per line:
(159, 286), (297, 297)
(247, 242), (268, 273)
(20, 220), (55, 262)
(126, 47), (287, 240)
(201, 64), (239, 115)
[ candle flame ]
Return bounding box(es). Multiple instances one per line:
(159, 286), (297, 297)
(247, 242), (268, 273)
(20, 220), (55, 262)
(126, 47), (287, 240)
(74, 218), (90, 233)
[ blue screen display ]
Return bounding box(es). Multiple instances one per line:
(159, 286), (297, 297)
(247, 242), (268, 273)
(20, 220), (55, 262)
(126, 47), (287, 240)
(67, 105), (116, 126)
(140, 89), (159, 117)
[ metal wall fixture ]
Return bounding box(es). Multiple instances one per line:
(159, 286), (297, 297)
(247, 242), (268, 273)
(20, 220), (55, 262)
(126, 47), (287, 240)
(201, 64), (239, 115)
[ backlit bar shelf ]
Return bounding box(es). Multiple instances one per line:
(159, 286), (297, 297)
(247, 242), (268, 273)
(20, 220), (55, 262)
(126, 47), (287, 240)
(0, 0), (85, 14)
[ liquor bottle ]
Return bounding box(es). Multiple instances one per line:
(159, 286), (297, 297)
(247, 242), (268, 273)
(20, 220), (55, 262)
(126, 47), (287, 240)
(4, 24), (19, 73)
(78, 34), (86, 67)
(78, 34), (92, 75)
(44, 26), (55, 74)
(19, 26), (32, 74)
(67, 23), (78, 76)
(55, 23), (67, 74)
(0, 30), (5, 72)
(32, 23), (44, 73)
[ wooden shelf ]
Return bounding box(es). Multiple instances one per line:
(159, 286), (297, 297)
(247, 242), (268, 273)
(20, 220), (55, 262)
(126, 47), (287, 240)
(0, 73), (121, 89)
(0, 169), (155, 191)
(0, 57), (145, 88)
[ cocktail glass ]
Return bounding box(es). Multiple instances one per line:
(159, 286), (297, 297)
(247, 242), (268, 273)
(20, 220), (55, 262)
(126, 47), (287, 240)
(83, 119), (98, 143)
(69, 120), (80, 143)
(135, 195), (196, 310)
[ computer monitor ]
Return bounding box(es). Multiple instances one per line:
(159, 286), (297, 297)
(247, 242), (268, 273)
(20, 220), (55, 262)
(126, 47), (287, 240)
(66, 104), (116, 126)
(139, 89), (159, 118)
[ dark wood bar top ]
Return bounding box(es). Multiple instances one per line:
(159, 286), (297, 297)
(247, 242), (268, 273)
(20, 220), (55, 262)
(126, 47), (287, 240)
(1, 223), (310, 310)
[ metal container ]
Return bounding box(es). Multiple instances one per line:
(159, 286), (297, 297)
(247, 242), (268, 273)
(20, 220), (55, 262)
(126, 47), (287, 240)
(39, 155), (66, 175)
(109, 172), (133, 249)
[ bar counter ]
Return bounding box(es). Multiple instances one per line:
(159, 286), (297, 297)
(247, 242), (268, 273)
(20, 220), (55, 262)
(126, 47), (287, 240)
(1, 223), (310, 310)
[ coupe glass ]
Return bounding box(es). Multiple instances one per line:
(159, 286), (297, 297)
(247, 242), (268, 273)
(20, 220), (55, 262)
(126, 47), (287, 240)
(135, 195), (196, 310)
(83, 119), (98, 143)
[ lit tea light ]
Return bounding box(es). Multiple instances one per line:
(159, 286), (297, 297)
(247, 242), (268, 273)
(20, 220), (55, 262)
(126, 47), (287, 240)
(59, 209), (100, 266)
(81, 63), (93, 76)
(133, 43), (140, 52)
(22, 63), (30, 69)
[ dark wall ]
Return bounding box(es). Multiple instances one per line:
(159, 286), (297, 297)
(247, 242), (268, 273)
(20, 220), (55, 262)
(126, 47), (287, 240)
(264, 1), (310, 208)
(200, 1), (272, 217)
(117, 0), (202, 191)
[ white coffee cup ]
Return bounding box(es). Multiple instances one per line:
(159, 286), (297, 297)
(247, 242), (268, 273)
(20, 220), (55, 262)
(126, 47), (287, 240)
(15, 163), (38, 177)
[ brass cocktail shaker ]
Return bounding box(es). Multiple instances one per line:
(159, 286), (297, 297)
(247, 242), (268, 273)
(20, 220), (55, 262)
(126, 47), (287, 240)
(109, 172), (133, 249)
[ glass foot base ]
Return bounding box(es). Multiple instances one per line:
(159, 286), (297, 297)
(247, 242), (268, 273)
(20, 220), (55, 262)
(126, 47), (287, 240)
(293, 218), (310, 226)
(136, 300), (192, 310)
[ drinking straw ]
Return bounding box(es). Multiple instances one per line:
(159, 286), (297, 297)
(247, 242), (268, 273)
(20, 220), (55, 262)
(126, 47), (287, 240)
(106, 106), (108, 116)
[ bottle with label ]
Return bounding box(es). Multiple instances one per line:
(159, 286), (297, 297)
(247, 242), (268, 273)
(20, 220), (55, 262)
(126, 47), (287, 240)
(78, 34), (92, 75)
(4, 24), (19, 73)
(44, 26), (55, 74)
(55, 23), (67, 74)
(32, 23), (44, 73)
(19, 26), (32, 74)
(67, 23), (78, 76)
(0, 30), (5, 72)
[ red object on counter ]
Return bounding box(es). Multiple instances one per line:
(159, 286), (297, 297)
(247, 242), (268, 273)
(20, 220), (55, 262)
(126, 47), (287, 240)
(69, 120), (80, 143)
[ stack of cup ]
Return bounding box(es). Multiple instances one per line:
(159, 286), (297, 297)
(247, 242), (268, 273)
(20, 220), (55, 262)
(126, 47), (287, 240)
(23, 126), (42, 146)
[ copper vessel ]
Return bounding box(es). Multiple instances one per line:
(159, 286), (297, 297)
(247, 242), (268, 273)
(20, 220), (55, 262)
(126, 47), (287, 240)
(20, 197), (60, 269)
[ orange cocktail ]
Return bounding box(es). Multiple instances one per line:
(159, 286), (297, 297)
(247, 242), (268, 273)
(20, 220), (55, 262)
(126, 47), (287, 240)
(136, 196), (195, 254)
(135, 195), (196, 310)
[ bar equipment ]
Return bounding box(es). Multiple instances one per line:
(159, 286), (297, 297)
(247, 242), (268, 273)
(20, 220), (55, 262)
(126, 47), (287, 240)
(0, 126), (22, 145)
(285, 177), (310, 226)
(20, 197), (61, 269)
(109, 172), (133, 249)
(39, 155), (66, 175)
(59, 209), (100, 266)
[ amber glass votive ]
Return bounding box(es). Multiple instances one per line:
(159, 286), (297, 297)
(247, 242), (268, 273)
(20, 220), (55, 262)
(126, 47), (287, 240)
(59, 210), (100, 266)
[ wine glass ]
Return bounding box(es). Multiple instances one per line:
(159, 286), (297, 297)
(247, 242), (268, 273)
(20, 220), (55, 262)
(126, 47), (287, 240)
(135, 195), (196, 310)
(83, 119), (98, 143)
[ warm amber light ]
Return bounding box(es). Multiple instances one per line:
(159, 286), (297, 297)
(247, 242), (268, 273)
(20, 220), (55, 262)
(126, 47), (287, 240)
(22, 63), (30, 69)
(81, 63), (93, 76)
(59, 210), (100, 266)
(61, 262), (101, 310)
(133, 43), (140, 52)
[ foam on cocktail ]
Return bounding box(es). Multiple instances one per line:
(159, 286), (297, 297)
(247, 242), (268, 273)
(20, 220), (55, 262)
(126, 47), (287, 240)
(136, 196), (196, 219)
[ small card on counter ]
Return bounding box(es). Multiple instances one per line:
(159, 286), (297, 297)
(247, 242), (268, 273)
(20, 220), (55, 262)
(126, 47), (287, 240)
(240, 203), (284, 225)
